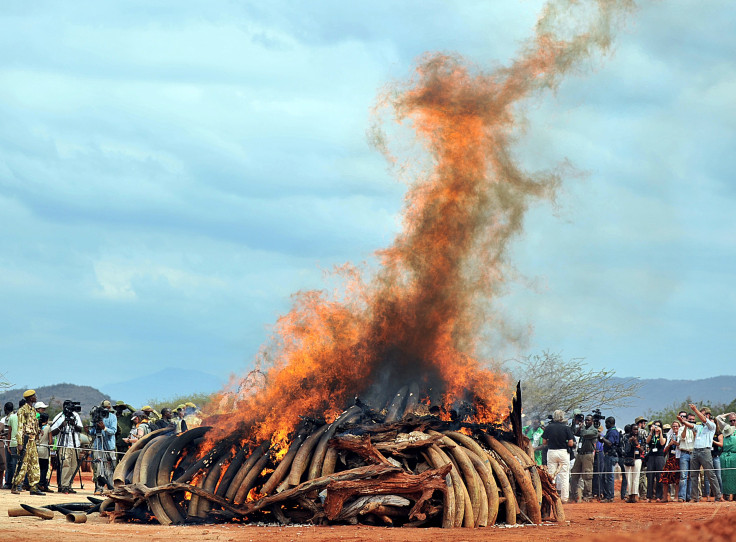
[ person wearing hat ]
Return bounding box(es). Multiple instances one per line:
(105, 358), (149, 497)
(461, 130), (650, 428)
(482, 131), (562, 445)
(11, 390), (44, 495)
(716, 411), (736, 499)
(34, 402), (48, 418)
(633, 416), (649, 500)
(112, 401), (133, 454)
(88, 400), (118, 494)
(123, 411), (151, 447)
(141, 405), (160, 423)
(680, 403), (722, 502)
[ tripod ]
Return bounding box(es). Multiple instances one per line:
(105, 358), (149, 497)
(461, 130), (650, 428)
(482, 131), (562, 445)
(90, 432), (114, 492)
(54, 417), (83, 491)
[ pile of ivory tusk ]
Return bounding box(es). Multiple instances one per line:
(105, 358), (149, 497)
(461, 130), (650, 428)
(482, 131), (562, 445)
(108, 402), (564, 527)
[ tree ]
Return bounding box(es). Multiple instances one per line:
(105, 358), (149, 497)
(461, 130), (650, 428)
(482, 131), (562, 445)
(0, 372), (10, 392)
(511, 351), (641, 421)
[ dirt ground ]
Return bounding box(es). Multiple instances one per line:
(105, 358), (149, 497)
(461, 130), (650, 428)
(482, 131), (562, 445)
(1, 472), (734, 542)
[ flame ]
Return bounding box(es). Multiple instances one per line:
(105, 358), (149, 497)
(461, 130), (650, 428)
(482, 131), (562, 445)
(203, 0), (633, 445)
(247, 487), (264, 502)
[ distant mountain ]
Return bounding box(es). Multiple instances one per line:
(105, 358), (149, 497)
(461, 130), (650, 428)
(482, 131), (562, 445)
(99, 367), (225, 408)
(607, 375), (736, 426)
(0, 383), (110, 416)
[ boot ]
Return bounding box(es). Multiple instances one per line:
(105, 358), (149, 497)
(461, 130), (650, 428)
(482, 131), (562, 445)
(30, 486), (45, 496)
(10, 486), (21, 494)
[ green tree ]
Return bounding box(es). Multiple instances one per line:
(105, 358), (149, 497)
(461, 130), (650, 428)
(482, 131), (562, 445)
(145, 391), (216, 414)
(511, 350), (641, 420)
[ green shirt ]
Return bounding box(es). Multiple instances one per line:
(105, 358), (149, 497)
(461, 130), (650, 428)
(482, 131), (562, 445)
(7, 412), (18, 447)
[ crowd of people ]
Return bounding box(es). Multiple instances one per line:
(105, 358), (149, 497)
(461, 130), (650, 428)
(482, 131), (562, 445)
(0, 389), (200, 496)
(525, 403), (736, 504)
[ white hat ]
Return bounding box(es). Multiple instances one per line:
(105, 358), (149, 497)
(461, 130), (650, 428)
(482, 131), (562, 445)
(34, 402), (48, 409)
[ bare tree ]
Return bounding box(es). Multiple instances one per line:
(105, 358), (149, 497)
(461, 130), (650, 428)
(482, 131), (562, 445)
(511, 351), (641, 420)
(0, 372), (11, 392)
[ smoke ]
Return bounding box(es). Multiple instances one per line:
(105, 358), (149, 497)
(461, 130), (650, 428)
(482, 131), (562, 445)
(210, 0), (635, 442)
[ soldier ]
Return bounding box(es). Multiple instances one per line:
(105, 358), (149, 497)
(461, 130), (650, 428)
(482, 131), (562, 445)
(113, 401), (133, 454)
(11, 390), (44, 495)
(141, 405), (160, 423)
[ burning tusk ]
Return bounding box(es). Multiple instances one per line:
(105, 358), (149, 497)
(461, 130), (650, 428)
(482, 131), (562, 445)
(500, 440), (542, 507)
(428, 443), (465, 527)
(484, 449), (516, 525)
(384, 386), (409, 423)
(113, 427), (175, 488)
(430, 431), (481, 527)
(150, 426), (211, 525)
(483, 435), (541, 525)
(287, 423), (329, 486)
(443, 431), (499, 525)
(233, 448), (270, 505)
(308, 406), (362, 480)
(423, 446), (455, 529)
(261, 429), (307, 495)
(225, 441), (269, 502)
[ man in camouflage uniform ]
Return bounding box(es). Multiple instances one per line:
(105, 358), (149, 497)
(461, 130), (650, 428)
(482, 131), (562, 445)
(141, 405), (160, 423)
(113, 401), (133, 454)
(11, 390), (44, 495)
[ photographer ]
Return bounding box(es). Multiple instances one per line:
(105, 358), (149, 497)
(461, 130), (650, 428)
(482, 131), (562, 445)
(50, 399), (83, 494)
(88, 400), (118, 494)
(599, 416), (619, 503)
(623, 424), (645, 502)
(645, 420), (666, 501)
(570, 414), (599, 502)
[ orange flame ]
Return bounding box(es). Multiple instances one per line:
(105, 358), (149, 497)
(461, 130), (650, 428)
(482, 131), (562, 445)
(204, 0), (633, 446)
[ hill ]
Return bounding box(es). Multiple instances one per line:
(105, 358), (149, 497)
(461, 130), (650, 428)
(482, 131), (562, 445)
(0, 383), (110, 416)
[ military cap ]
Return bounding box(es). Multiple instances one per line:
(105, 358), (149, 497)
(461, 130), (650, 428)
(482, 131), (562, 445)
(141, 405), (154, 412)
(185, 402), (196, 408)
(176, 404), (186, 411)
(23, 389), (36, 398)
(635, 416), (647, 424)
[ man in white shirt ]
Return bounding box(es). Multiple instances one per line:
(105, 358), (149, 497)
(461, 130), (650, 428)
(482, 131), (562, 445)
(50, 400), (84, 494)
(680, 403), (722, 502)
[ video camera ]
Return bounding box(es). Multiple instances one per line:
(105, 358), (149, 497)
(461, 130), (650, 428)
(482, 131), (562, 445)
(591, 408), (605, 428)
(90, 405), (109, 425)
(63, 400), (82, 415)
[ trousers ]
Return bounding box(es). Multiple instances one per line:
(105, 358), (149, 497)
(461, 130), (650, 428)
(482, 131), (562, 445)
(547, 448), (571, 502)
(570, 452), (594, 499)
(12, 440), (40, 488)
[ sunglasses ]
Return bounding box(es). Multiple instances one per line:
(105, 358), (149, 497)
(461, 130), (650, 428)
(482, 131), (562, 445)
(729, 419), (736, 424)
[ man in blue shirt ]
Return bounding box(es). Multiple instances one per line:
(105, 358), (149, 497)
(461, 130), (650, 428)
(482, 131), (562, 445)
(88, 400), (117, 494)
(599, 416), (620, 502)
(681, 403), (722, 502)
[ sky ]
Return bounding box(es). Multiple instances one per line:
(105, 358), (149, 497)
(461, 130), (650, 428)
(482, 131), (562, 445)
(1, 1), (734, 391)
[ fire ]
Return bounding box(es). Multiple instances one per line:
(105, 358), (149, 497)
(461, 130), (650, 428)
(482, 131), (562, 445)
(201, 0), (633, 446)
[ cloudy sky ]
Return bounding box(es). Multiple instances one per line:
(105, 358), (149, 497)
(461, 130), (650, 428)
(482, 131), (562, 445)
(1, 1), (734, 392)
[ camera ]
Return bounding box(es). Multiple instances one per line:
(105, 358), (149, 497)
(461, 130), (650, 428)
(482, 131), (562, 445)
(90, 405), (109, 425)
(63, 400), (82, 415)
(591, 408), (604, 428)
